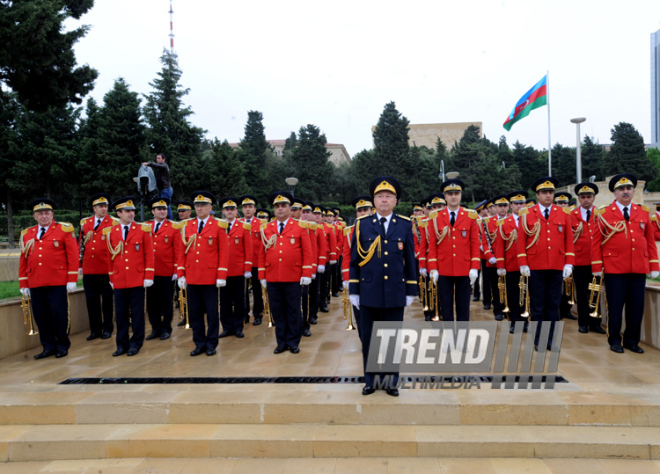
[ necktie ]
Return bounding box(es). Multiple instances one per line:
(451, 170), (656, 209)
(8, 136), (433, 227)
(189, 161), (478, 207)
(380, 217), (387, 235)
(623, 207), (629, 222)
(544, 209), (549, 220)
(450, 211), (456, 227)
(154, 222), (161, 234)
(198, 220), (205, 234)
(39, 228), (45, 240)
(94, 219), (101, 231)
(586, 210), (591, 223)
(228, 222), (232, 233)
(279, 222), (284, 235)
(123, 226), (129, 241)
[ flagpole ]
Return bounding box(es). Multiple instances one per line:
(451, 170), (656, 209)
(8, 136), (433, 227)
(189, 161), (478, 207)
(547, 70), (552, 176)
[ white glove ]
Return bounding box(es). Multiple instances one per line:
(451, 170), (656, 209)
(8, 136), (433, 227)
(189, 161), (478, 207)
(649, 271), (659, 279)
(562, 264), (573, 279)
(469, 269), (479, 286)
(109, 282), (114, 290)
(78, 268), (83, 275)
(171, 274), (177, 281)
(520, 266), (530, 277)
(317, 265), (326, 274)
(20, 288), (30, 297)
(488, 257), (497, 265)
(497, 268), (506, 276)
(244, 271), (252, 279)
(420, 268), (427, 277)
(66, 282), (77, 293)
(329, 260), (337, 265)
(592, 271), (602, 277)
(178, 276), (186, 289)
(216, 279), (226, 288)
(406, 295), (415, 307)
(312, 273), (316, 279)
(349, 294), (360, 309)
(300, 277), (312, 286)
(343, 281), (349, 290)
(260, 279), (267, 288)
(144, 279), (154, 288)
(430, 269), (439, 284)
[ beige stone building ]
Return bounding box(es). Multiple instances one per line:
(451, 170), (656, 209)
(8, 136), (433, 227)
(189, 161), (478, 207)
(230, 140), (351, 166)
(371, 122), (483, 150)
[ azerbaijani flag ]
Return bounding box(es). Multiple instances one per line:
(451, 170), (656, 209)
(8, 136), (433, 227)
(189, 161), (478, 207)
(503, 75), (548, 131)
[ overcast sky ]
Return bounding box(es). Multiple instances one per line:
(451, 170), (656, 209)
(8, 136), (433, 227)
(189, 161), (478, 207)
(70, 0), (660, 158)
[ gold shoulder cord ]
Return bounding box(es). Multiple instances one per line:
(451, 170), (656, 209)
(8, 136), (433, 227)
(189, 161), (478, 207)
(106, 232), (124, 261)
(260, 225), (277, 251)
(432, 217), (449, 244)
(596, 212), (627, 245)
(20, 233), (35, 257)
(355, 219), (381, 267)
(181, 224), (197, 255)
(521, 212), (541, 250)
(83, 230), (94, 246)
(498, 224), (518, 253)
(572, 221), (583, 244)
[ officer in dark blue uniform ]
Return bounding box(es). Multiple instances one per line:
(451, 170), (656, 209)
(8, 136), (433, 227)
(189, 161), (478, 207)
(349, 176), (418, 397)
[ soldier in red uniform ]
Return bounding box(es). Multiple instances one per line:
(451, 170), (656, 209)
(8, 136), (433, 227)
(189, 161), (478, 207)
(306, 203), (328, 329)
(104, 197), (155, 357)
(174, 201), (193, 327)
(427, 180), (480, 321)
(177, 191), (229, 356)
(592, 174), (659, 353)
(316, 206), (337, 314)
(482, 195), (508, 321)
(416, 196), (434, 321)
(144, 197), (182, 341)
(218, 196), (253, 338)
(258, 192), (313, 354)
(19, 199), (79, 359)
(569, 183), (605, 335)
(79, 193), (116, 341)
(554, 192), (577, 321)
(473, 200), (488, 303)
(240, 195), (264, 326)
(518, 178), (575, 350)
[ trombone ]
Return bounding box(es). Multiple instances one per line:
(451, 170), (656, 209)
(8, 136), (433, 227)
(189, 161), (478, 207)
(588, 275), (603, 318)
(262, 283), (274, 328)
(498, 274), (510, 314)
(519, 275), (530, 318)
(342, 287), (355, 330)
(564, 275), (576, 305)
(177, 287), (190, 329)
(21, 293), (38, 335)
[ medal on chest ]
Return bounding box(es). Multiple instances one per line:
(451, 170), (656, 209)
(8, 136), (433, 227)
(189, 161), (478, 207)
(208, 237), (213, 245)
(53, 240), (59, 247)
(461, 230), (467, 238)
(135, 243), (140, 251)
(398, 242), (404, 250)
(640, 222), (646, 230)
(290, 237), (295, 245)
(164, 235), (169, 243)
(558, 225), (563, 233)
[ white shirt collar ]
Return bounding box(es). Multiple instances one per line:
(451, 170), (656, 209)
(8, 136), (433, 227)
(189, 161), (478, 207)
(615, 200), (631, 214)
(580, 206), (594, 221)
(538, 203), (552, 214)
(376, 212), (392, 223)
(277, 218), (289, 228)
(38, 223), (51, 236)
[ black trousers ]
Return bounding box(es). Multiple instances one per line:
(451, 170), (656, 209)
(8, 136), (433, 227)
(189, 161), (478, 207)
(473, 268), (481, 299)
(559, 280), (573, 318)
(302, 284), (311, 329)
(83, 274), (114, 335)
(331, 258), (342, 294)
(485, 266), (503, 316)
(245, 266), (263, 319)
(359, 305), (404, 387)
(329, 262), (339, 296)
(146, 275), (174, 334)
(481, 260), (493, 305)
(114, 286), (145, 351)
(187, 284), (219, 350)
(319, 269), (330, 304)
(505, 271), (524, 322)
(220, 275), (245, 334)
(437, 275), (471, 321)
(423, 275), (436, 320)
(573, 265), (602, 329)
(31, 285), (71, 352)
(528, 269), (562, 346)
(604, 273), (646, 347)
(308, 272), (320, 319)
(267, 282), (303, 348)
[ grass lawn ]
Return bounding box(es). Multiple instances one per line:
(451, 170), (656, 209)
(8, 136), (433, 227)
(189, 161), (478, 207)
(0, 278), (83, 301)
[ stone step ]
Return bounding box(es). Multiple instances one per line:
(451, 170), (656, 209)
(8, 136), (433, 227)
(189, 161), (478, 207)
(1, 388), (660, 427)
(2, 423), (660, 462)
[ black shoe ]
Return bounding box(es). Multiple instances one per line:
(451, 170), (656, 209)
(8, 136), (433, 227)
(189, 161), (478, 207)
(146, 331), (160, 340)
(362, 385), (375, 396)
(495, 314), (504, 321)
(289, 346), (300, 354)
(591, 326), (606, 335)
(112, 348), (126, 357)
(319, 306), (329, 313)
(127, 348), (139, 356)
(303, 328), (311, 337)
(253, 318), (262, 326)
(425, 316), (432, 321)
(624, 344), (644, 354)
(483, 304), (491, 310)
(101, 331), (112, 339)
(87, 332), (100, 341)
(563, 314), (577, 320)
(332, 292), (339, 298)
(310, 316), (318, 324)
(206, 349), (217, 356)
(34, 350), (56, 360)
(160, 332), (171, 340)
(177, 320), (186, 327)
(386, 388), (400, 397)
(219, 330), (233, 338)
(55, 350), (68, 358)
(509, 325), (515, 334)
(610, 344), (624, 353)
(578, 326), (589, 333)
(235, 331), (245, 338)
(190, 347), (205, 356)
(274, 345), (288, 354)
(473, 296), (480, 302)
(244, 315), (250, 324)
(523, 323), (529, 333)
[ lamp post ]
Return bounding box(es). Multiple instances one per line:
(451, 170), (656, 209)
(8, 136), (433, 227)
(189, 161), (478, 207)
(570, 117), (586, 184)
(285, 177), (299, 197)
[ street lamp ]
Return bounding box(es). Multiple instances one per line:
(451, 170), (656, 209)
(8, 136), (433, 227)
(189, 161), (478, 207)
(570, 117), (586, 184)
(285, 177), (299, 197)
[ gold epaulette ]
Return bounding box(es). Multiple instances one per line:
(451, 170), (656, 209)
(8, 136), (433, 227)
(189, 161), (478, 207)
(80, 217), (89, 226)
(102, 227), (113, 236)
(171, 221), (183, 230)
(141, 224), (152, 232)
(429, 210), (439, 219)
(256, 218), (265, 224)
(419, 220), (428, 228)
(298, 220), (308, 229)
(596, 205), (607, 215)
(20, 228), (28, 237)
(642, 204), (650, 212)
(519, 208), (529, 216)
(397, 215), (410, 221)
(340, 221), (347, 227)
(242, 222), (251, 231)
(563, 207), (571, 215)
(467, 210), (478, 220)
(215, 218), (228, 229)
(260, 222), (268, 231)
(59, 222), (74, 233)
(496, 219), (505, 227)
(344, 225), (353, 236)
(651, 215), (658, 223)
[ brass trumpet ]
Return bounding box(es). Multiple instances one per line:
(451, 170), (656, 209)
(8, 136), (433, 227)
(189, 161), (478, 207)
(21, 293), (38, 335)
(498, 274), (510, 314)
(178, 287), (190, 329)
(588, 275), (603, 318)
(262, 284), (274, 328)
(564, 275), (575, 305)
(519, 275), (530, 318)
(342, 288), (356, 331)
(420, 275), (429, 311)
(432, 281), (440, 321)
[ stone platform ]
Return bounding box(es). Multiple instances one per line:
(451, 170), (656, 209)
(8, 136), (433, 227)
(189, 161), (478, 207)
(1, 295), (660, 471)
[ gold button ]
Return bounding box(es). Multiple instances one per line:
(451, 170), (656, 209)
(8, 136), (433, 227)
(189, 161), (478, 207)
(453, 245), (456, 248)
(547, 230), (550, 233)
(196, 260), (199, 263)
(126, 267), (129, 269)
(197, 252), (199, 254)
(279, 258), (282, 261)
(384, 240), (388, 244)
(39, 247), (42, 250)
(91, 255), (94, 258)
(93, 240), (96, 243)
(453, 254), (456, 257)
(384, 263), (388, 268)
(631, 230), (634, 233)
(547, 238), (550, 241)
(39, 263), (42, 266)
(632, 248), (635, 251)
(384, 251), (388, 255)
(198, 244), (200, 247)
(384, 276), (388, 280)
(91, 247), (95, 250)
(38, 254), (42, 257)
(125, 259), (128, 262)
(632, 239), (635, 242)
(548, 247), (551, 250)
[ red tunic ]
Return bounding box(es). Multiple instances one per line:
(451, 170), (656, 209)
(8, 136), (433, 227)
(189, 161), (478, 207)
(79, 215), (117, 275)
(570, 208), (594, 267)
(258, 219), (313, 282)
(144, 219), (183, 277)
(105, 222), (155, 289)
(517, 205), (575, 270)
(427, 208), (480, 276)
(494, 215), (520, 272)
(176, 218), (230, 284)
(225, 219), (253, 277)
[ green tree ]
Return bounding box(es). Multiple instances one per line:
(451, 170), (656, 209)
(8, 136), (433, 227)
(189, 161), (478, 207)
(289, 124), (334, 201)
(0, 0), (98, 111)
(142, 50), (206, 199)
(551, 143), (577, 186)
(646, 148), (660, 192)
(511, 141), (545, 192)
(372, 101), (410, 176)
(239, 110), (271, 200)
(581, 135), (604, 182)
(0, 93), (20, 246)
(602, 122), (658, 185)
(207, 139), (248, 198)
